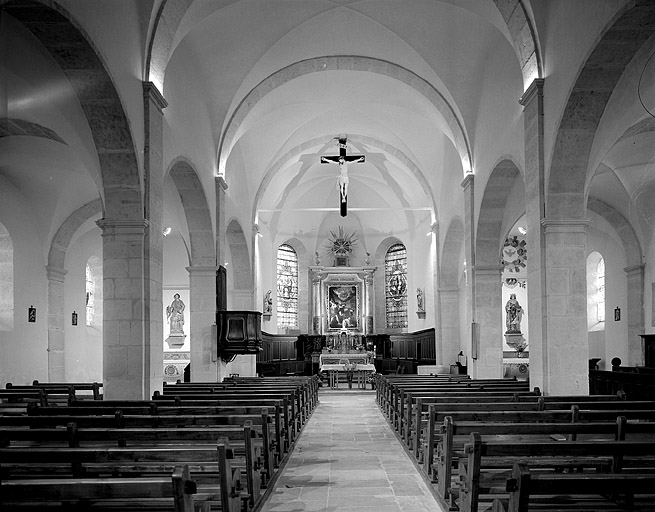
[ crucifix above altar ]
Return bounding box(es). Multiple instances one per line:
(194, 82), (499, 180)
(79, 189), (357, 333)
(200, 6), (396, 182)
(320, 136), (365, 217)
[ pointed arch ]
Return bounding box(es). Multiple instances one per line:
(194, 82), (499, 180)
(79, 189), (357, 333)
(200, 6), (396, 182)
(548, 2), (655, 219)
(4, 0), (142, 220)
(476, 159), (523, 266)
(168, 158), (215, 267)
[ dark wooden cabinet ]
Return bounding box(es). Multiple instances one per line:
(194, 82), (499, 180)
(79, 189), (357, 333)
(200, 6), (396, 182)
(641, 334), (655, 368)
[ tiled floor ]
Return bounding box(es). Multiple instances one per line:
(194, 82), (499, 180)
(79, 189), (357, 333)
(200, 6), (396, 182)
(258, 389), (446, 512)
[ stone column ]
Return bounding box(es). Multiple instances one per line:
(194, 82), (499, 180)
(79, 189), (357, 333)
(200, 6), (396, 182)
(96, 219), (151, 399)
(429, 221), (443, 365)
(519, 79), (547, 392)
(542, 219), (590, 395)
(474, 265), (504, 378)
(186, 265), (219, 382)
(311, 271), (322, 334)
(460, 174), (475, 369)
(215, 177), (228, 267)
(625, 265), (645, 366)
(364, 270), (375, 335)
(46, 265), (67, 381)
(143, 82), (167, 396)
(438, 287), (459, 366)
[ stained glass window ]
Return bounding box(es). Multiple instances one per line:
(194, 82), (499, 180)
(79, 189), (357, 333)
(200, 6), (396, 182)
(277, 244), (298, 329)
(85, 264), (94, 326)
(385, 243), (407, 329)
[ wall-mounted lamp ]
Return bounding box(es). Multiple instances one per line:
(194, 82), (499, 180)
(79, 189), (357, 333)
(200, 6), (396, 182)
(162, 227), (172, 237)
(28, 306), (36, 323)
(72, 311), (78, 326)
(518, 226), (527, 235)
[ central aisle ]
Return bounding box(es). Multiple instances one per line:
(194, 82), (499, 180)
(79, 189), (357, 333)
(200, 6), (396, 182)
(259, 390), (446, 512)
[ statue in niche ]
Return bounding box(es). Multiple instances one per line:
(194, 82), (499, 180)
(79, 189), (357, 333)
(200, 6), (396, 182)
(505, 294), (523, 334)
(417, 288), (425, 312)
(166, 293), (185, 335)
(263, 290), (272, 315)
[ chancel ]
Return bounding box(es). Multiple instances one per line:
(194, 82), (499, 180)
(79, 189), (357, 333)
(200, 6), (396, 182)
(3, 2), (655, 510)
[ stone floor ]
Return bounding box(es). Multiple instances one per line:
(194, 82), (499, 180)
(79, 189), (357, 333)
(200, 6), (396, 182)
(258, 389), (446, 512)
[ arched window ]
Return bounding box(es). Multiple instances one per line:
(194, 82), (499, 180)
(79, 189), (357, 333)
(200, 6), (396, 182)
(85, 264), (95, 326)
(597, 258), (605, 322)
(385, 243), (407, 329)
(277, 244), (298, 329)
(0, 222), (14, 330)
(586, 252), (605, 332)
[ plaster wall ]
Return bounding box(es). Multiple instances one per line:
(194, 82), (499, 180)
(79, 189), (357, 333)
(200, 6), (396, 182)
(586, 215), (629, 370)
(0, 177), (48, 385)
(63, 228), (103, 382)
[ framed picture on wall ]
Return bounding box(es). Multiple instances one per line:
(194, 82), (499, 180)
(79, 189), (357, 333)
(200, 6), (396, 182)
(327, 285), (359, 331)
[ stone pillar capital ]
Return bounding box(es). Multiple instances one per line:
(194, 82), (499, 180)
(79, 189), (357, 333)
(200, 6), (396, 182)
(474, 264), (505, 276)
(45, 265), (68, 282)
(518, 78), (544, 107)
(142, 81), (168, 111)
(215, 176), (228, 191)
(460, 173), (474, 190)
(186, 265), (219, 276)
(96, 218), (149, 237)
(624, 264), (645, 276)
(541, 218), (591, 234)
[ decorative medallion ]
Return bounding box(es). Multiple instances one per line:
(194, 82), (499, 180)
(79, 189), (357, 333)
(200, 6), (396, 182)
(501, 235), (527, 272)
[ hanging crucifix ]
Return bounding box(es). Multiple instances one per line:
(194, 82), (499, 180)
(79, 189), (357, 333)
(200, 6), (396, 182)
(320, 136), (365, 217)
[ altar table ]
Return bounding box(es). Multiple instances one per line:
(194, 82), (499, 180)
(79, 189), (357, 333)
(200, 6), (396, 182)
(319, 353), (375, 389)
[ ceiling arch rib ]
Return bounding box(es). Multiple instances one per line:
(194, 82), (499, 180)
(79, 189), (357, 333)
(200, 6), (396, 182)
(218, 56), (472, 179)
(492, 0), (542, 89)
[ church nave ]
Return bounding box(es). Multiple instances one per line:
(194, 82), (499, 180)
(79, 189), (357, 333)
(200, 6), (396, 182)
(260, 390), (443, 512)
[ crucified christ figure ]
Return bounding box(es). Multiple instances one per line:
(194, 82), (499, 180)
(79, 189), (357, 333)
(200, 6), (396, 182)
(335, 155), (364, 203)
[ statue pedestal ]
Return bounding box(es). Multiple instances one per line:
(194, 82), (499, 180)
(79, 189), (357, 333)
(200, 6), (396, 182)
(504, 333), (526, 353)
(166, 333), (186, 349)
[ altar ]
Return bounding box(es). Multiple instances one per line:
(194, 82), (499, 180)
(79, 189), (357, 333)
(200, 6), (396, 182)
(319, 352), (376, 389)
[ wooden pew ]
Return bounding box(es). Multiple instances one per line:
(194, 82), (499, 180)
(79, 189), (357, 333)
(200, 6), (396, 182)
(1, 409), (277, 485)
(493, 462), (655, 512)
(151, 390), (306, 440)
(68, 397), (291, 459)
(0, 442), (241, 512)
(413, 398), (655, 457)
(27, 401), (286, 465)
(1, 464), (201, 512)
(456, 435), (655, 512)
(428, 415), (655, 507)
(404, 392), (629, 448)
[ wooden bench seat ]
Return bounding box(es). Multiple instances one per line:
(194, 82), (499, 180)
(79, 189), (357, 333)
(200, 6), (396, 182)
(428, 415), (655, 507)
(0, 443), (241, 512)
(456, 436), (655, 512)
(410, 399), (655, 455)
(493, 462), (655, 512)
(1, 464), (201, 512)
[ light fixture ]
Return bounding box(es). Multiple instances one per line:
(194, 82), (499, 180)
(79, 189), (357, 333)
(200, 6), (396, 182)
(162, 227), (172, 236)
(518, 226), (527, 235)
